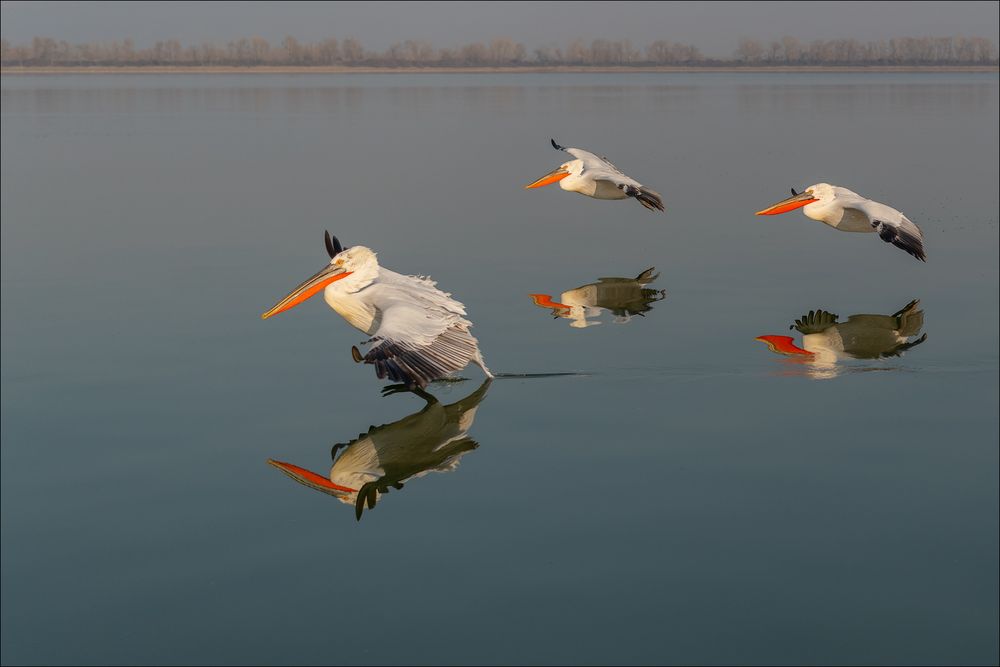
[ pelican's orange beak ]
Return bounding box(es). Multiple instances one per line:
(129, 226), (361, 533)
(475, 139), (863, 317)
(755, 335), (813, 357)
(755, 190), (818, 216)
(525, 167), (570, 189)
(530, 293), (570, 309)
(261, 263), (353, 320)
(267, 459), (357, 496)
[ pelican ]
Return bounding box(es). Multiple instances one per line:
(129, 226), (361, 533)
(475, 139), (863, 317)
(756, 299), (927, 378)
(524, 139), (664, 212)
(530, 268), (667, 328)
(268, 378), (491, 520)
(261, 232), (492, 388)
(756, 184), (926, 261)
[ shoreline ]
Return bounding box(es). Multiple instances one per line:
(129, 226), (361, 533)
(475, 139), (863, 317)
(2, 65), (998, 75)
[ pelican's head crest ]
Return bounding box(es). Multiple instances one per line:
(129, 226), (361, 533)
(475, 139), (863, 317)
(325, 231), (345, 258)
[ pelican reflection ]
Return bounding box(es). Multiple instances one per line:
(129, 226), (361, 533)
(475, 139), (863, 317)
(530, 267), (667, 328)
(268, 379), (491, 520)
(756, 299), (927, 379)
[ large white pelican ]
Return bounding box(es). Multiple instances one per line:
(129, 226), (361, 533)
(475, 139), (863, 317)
(530, 268), (667, 328)
(525, 139), (664, 212)
(267, 378), (491, 520)
(262, 232), (492, 388)
(756, 299), (927, 379)
(756, 184), (926, 261)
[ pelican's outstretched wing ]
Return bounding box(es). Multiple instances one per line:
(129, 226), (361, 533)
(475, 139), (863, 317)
(359, 319), (482, 389)
(354, 271), (483, 388)
(871, 215), (926, 262)
(617, 182), (665, 212)
(850, 199), (927, 261)
(791, 309), (839, 335)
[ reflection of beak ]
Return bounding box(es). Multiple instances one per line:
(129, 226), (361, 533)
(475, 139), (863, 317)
(261, 264), (352, 320)
(530, 293), (570, 309)
(755, 190), (818, 216)
(755, 335), (813, 357)
(266, 459), (357, 496)
(524, 167), (569, 189)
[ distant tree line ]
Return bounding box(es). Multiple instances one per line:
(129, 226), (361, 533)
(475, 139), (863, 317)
(1, 34), (995, 67)
(733, 35), (995, 64)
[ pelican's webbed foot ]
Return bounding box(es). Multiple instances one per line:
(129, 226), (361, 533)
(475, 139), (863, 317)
(380, 383), (437, 404)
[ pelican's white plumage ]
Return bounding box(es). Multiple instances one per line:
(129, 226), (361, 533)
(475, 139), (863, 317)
(757, 183), (926, 261)
(525, 139), (664, 212)
(262, 233), (491, 388)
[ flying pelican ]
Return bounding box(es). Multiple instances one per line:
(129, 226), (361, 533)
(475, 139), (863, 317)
(756, 184), (926, 261)
(268, 378), (491, 520)
(524, 139), (664, 212)
(756, 299), (927, 378)
(530, 268), (667, 328)
(261, 232), (492, 388)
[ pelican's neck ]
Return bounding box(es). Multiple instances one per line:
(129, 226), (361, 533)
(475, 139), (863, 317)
(559, 160), (593, 195)
(341, 258), (380, 293)
(802, 196), (842, 225)
(323, 260), (380, 334)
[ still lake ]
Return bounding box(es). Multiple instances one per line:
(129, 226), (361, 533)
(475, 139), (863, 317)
(2, 72), (998, 665)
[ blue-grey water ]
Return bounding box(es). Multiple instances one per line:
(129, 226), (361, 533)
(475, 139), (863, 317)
(2, 72), (998, 665)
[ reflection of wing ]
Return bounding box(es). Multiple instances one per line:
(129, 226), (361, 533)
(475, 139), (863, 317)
(838, 300), (923, 333)
(354, 435), (480, 521)
(791, 309), (839, 334)
(554, 139), (663, 211)
(890, 299), (924, 337)
(564, 147), (627, 175)
(358, 272), (481, 388)
(851, 199), (927, 261)
(880, 334), (928, 358)
(596, 268), (659, 285)
(443, 377), (492, 415)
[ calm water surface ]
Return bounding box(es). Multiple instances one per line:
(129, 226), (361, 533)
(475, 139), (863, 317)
(2, 73), (998, 665)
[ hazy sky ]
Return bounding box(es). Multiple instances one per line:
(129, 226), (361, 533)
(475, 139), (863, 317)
(2, 1), (998, 57)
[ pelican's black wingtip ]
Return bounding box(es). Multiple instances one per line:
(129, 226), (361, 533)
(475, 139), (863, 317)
(551, 138), (565, 151)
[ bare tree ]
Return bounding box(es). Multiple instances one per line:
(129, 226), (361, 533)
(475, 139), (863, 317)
(341, 37), (364, 63)
(459, 41), (489, 66)
(781, 36), (801, 63)
(735, 38), (763, 63)
(488, 38), (525, 65)
(767, 40), (782, 62)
